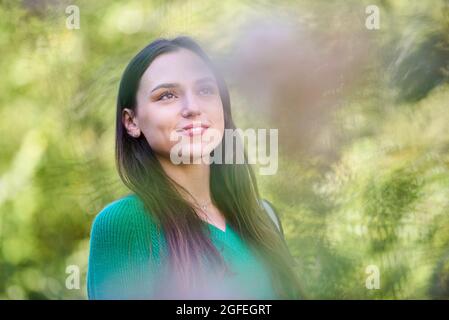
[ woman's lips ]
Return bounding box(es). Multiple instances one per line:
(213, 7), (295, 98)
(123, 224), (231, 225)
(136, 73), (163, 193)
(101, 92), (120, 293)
(181, 126), (208, 137)
(177, 123), (210, 137)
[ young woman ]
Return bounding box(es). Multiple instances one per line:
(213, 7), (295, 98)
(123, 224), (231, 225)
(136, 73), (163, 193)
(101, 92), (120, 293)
(87, 36), (302, 299)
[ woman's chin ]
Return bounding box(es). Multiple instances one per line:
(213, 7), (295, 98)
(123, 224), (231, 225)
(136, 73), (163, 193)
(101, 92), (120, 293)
(187, 151), (211, 165)
(168, 141), (219, 165)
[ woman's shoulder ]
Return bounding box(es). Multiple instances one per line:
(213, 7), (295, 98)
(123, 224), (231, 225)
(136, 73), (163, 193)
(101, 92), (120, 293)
(87, 194), (162, 299)
(97, 193), (144, 216)
(90, 193), (156, 237)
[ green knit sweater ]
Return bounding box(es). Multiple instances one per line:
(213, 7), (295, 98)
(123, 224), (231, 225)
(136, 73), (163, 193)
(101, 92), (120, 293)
(87, 194), (279, 299)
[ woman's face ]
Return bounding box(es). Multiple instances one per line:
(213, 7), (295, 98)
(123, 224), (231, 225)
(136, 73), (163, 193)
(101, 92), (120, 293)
(123, 48), (225, 163)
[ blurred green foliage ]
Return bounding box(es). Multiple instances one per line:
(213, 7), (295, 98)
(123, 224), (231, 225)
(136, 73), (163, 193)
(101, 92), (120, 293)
(0, 0), (448, 299)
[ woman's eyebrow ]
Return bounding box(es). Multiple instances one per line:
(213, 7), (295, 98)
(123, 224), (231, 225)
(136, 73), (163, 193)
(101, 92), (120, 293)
(150, 83), (178, 93)
(150, 77), (216, 93)
(195, 76), (216, 84)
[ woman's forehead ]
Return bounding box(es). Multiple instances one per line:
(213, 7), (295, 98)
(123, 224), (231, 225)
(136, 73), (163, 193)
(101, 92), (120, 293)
(142, 49), (214, 86)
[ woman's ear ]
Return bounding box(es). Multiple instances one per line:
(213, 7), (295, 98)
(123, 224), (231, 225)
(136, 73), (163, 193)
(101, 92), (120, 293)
(122, 108), (141, 138)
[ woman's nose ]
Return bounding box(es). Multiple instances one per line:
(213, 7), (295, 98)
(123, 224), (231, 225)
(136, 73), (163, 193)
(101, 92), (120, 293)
(181, 93), (201, 117)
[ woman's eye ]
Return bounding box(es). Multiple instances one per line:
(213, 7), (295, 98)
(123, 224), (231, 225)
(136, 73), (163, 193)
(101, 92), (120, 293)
(158, 91), (176, 101)
(199, 86), (216, 96)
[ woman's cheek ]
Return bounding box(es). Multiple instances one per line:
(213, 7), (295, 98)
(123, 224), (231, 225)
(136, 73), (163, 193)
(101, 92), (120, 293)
(139, 123), (170, 155)
(215, 105), (225, 132)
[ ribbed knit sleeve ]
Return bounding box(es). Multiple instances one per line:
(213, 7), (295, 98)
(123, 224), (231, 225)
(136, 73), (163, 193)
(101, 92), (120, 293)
(87, 195), (164, 300)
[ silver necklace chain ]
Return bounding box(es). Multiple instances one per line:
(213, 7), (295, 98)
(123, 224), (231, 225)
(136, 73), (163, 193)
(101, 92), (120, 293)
(190, 198), (212, 221)
(199, 201), (211, 211)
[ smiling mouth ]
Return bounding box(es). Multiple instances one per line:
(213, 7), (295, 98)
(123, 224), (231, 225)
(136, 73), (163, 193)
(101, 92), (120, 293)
(177, 123), (210, 137)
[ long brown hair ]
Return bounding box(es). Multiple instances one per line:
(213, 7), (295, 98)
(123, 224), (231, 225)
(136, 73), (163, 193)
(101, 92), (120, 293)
(115, 36), (303, 299)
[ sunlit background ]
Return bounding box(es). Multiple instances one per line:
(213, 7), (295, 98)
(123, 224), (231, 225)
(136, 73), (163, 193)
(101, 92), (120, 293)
(0, 0), (448, 299)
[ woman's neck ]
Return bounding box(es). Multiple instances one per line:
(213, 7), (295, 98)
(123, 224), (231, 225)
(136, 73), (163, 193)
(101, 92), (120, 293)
(157, 154), (226, 231)
(158, 155), (212, 205)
